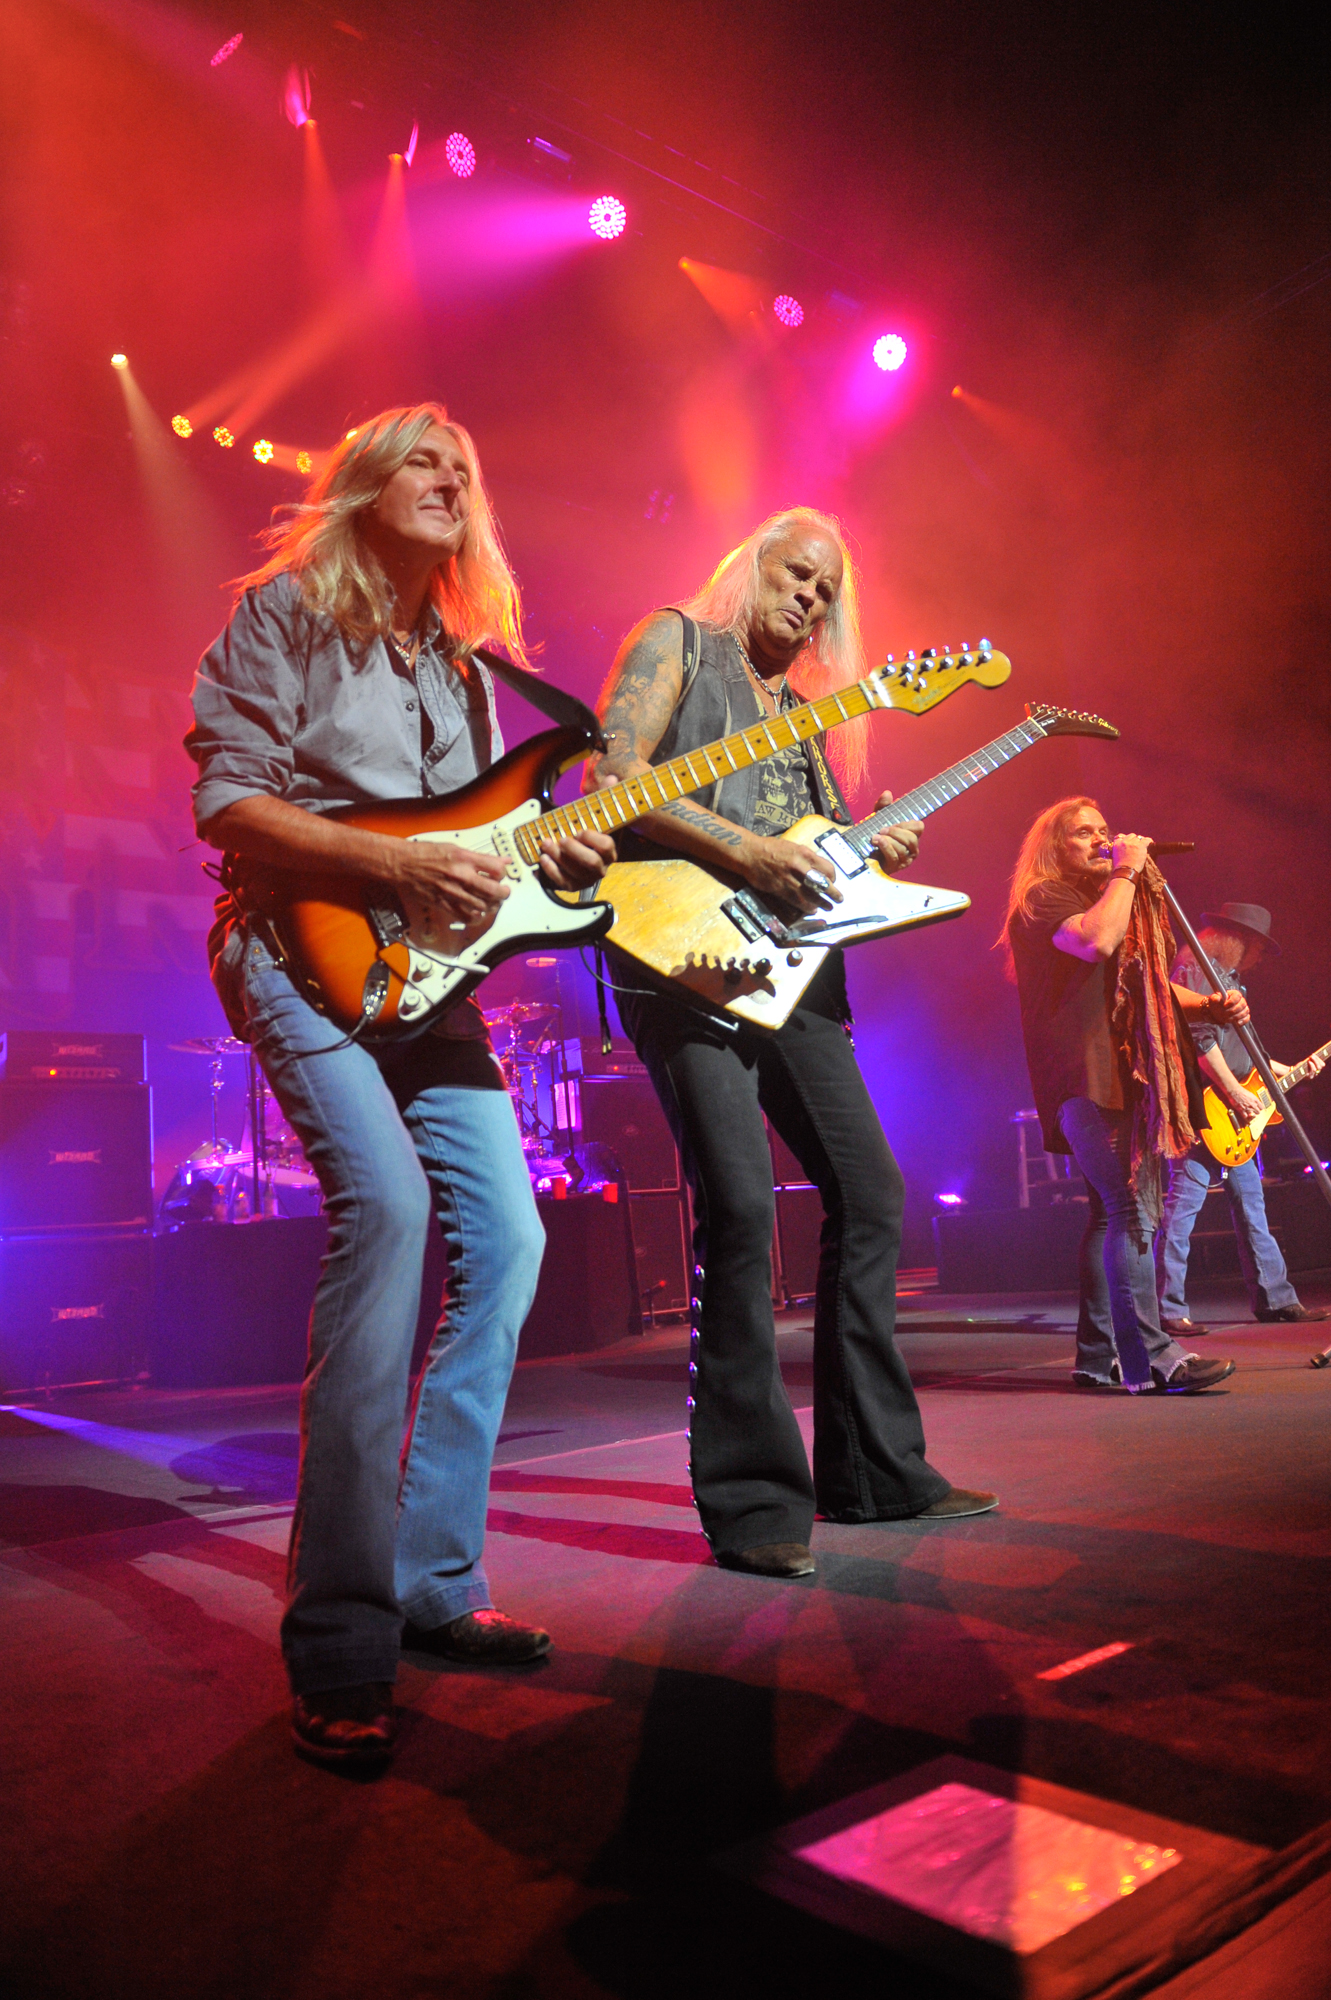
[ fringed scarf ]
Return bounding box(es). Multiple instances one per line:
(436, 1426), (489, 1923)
(1110, 859), (1198, 1221)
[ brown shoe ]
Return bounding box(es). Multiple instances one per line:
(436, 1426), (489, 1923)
(715, 1542), (816, 1578)
(292, 1682), (397, 1770)
(1151, 1355), (1236, 1393)
(915, 1489), (999, 1520)
(1162, 1317), (1211, 1336)
(403, 1609), (552, 1664)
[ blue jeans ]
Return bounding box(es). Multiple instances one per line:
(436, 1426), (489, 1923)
(1156, 1147), (1299, 1321)
(1058, 1098), (1189, 1388)
(237, 933), (544, 1696)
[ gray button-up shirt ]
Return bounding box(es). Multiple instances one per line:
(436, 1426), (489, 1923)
(186, 571), (501, 830)
(186, 571), (503, 1042)
(1173, 952), (1248, 1071)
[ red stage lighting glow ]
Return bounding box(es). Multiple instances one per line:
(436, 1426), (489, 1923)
(210, 32), (243, 67)
(171, 415), (193, 437)
(284, 65), (311, 129)
(213, 426), (235, 448)
(445, 132), (477, 178)
(873, 333), (908, 372)
(588, 196), (627, 241)
(110, 353), (128, 369)
(772, 294), (804, 328)
(253, 439), (274, 463)
(296, 451), (312, 474)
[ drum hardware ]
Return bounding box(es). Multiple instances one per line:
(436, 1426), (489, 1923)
(166, 1037), (318, 1225)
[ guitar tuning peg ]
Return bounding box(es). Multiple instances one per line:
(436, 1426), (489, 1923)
(906, 649), (916, 662)
(979, 637), (992, 656)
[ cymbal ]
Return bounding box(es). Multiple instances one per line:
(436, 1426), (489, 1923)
(171, 1036), (249, 1056)
(482, 1000), (556, 1025)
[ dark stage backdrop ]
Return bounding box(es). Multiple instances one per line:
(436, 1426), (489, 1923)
(2, 0), (1328, 1253)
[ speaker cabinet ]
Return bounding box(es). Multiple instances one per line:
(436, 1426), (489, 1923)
(934, 1203), (1088, 1293)
(774, 1185), (824, 1304)
(629, 1190), (690, 1316)
(578, 1073), (680, 1192)
(0, 1084), (152, 1231)
(0, 1233), (151, 1393)
(151, 1218), (328, 1388)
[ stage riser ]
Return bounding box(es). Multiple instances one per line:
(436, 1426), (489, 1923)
(935, 1181), (1331, 1294)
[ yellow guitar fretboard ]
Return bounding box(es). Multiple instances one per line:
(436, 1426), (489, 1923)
(511, 675), (885, 865)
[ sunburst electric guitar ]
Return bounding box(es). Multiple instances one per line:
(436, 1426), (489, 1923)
(1198, 1040), (1331, 1169)
(257, 641), (1010, 1039)
(599, 703), (1118, 1028)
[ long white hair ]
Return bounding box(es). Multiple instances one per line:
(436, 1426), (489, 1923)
(236, 402), (529, 663)
(680, 506), (869, 790)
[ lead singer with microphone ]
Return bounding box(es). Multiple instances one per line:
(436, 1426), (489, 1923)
(1001, 799), (1247, 1393)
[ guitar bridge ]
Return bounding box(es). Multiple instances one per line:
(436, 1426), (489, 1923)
(721, 889), (798, 946)
(365, 899), (408, 948)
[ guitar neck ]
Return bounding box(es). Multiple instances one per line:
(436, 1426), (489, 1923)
(511, 676), (886, 865)
(1271, 1038), (1331, 1094)
(846, 716), (1047, 853)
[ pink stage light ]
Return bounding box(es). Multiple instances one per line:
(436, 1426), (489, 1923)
(210, 32), (243, 67)
(404, 122), (419, 168)
(588, 195), (627, 241)
(772, 294), (804, 328)
(445, 132), (477, 178)
(283, 65), (311, 128)
(873, 333), (908, 372)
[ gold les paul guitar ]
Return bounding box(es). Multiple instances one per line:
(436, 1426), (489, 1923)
(599, 702), (1118, 1028)
(1198, 1040), (1331, 1169)
(258, 640), (1010, 1039)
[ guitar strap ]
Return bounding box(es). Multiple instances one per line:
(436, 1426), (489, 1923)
(473, 647), (607, 751)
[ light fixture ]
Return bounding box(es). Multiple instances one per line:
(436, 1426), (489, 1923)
(110, 353), (128, 369)
(445, 131), (476, 178)
(772, 295), (804, 328)
(296, 450), (312, 474)
(171, 415), (193, 437)
(210, 32), (243, 66)
(872, 333), (908, 372)
(213, 425), (235, 448)
(588, 195), (627, 240)
(253, 438), (274, 463)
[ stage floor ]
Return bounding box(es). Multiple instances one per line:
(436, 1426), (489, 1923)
(3, 1275), (1331, 1997)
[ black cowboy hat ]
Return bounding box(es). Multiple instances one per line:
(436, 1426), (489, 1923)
(1197, 901), (1281, 956)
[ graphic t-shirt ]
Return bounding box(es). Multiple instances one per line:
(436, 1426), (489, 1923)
(1008, 878), (1130, 1151)
(749, 686), (819, 836)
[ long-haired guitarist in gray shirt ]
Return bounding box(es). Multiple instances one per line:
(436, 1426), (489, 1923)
(187, 404), (613, 1771)
(585, 507), (998, 1582)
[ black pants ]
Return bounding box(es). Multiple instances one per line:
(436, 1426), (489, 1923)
(615, 959), (949, 1552)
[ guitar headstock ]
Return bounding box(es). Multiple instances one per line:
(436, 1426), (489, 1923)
(1026, 702), (1119, 741)
(871, 640), (1012, 715)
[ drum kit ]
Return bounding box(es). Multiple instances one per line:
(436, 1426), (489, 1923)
(161, 966), (588, 1225)
(159, 1036), (322, 1227)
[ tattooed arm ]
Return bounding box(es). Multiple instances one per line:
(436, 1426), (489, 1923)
(586, 611), (842, 913)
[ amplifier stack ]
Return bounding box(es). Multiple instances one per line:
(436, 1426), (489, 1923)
(0, 1031), (153, 1395)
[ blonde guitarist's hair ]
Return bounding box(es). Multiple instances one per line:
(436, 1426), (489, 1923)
(235, 402), (530, 664)
(680, 506), (869, 793)
(997, 795), (1102, 979)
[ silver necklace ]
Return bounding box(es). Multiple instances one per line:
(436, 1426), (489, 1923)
(733, 634), (786, 711)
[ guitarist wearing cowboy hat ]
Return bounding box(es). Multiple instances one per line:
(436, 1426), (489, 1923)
(1157, 902), (1329, 1333)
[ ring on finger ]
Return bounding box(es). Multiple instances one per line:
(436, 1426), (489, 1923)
(803, 867), (826, 892)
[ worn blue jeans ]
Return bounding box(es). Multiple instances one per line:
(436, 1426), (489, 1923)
(1156, 1147), (1299, 1321)
(1057, 1097), (1189, 1388)
(238, 933), (544, 1696)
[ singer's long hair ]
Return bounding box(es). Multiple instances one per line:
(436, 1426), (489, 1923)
(234, 402), (529, 662)
(997, 796), (1101, 979)
(679, 507), (869, 792)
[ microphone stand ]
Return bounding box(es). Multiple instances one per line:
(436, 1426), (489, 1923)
(1157, 877), (1331, 1368)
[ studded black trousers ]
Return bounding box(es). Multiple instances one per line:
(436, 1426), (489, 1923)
(614, 960), (950, 1553)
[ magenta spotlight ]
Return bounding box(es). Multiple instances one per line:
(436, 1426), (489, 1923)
(210, 31), (243, 66)
(445, 131), (476, 178)
(935, 1191), (966, 1207)
(772, 294), (804, 328)
(588, 195), (627, 240)
(873, 333), (908, 372)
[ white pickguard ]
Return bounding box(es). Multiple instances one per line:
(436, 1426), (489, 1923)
(722, 865), (971, 1028)
(390, 799), (608, 1028)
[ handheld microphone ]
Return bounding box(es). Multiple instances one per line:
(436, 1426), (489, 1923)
(1147, 841), (1195, 856)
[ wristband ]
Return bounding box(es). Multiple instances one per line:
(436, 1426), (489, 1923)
(1109, 864), (1139, 884)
